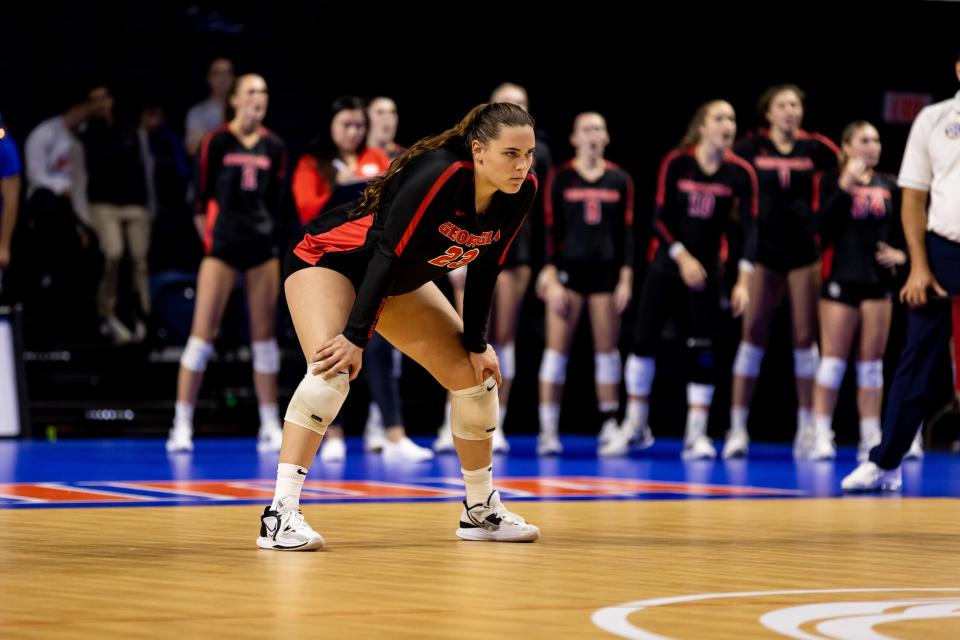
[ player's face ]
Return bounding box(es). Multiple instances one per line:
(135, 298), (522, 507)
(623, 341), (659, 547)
(367, 98), (398, 139)
(88, 87), (114, 120)
(231, 75), (269, 122)
(476, 125), (536, 194)
(331, 109), (367, 153)
(699, 101), (737, 150)
(844, 124), (881, 169)
(766, 90), (803, 133)
(570, 113), (609, 157)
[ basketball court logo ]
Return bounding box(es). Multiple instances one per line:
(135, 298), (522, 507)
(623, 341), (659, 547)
(592, 588), (960, 639)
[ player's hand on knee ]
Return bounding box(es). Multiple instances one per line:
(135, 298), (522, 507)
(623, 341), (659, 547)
(468, 346), (502, 387)
(313, 334), (363, 381)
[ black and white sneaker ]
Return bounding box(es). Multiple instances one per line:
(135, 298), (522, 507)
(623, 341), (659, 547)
(456, 490), (540, 542)
(256, 498), (325, 551)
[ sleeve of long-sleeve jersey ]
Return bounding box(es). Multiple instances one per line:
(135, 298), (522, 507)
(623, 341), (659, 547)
(651, 154), (681, 248)
(620, 171), (635, 267)
(461, 179), (537, 353)
(194, 132), (222, 216)
(814, 171), (847, 248)
(543, 167), (562, 263)
(342, 157), (464, 348)
(292, 155), (332, 224)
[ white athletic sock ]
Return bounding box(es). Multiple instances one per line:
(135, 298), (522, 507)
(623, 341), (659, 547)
(462, 465), (494, 506)
(731, 407), (749, 433)
(814, 414), (833, 437)
(174, 401), (194, 427)
(259, 403), (279, 427)
(685, 407), (709, 442)
(539, 403), (560, 434)
(272, 463), (308, 511)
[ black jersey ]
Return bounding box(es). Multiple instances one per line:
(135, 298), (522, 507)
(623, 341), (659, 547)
(543, 160), (634, 267)
(650, 148), (758, 273)
(817, 171), (903, 287)
(293, 146), (537, 351)
(733, 130), (838, 251)
(196, 125), (288, 255)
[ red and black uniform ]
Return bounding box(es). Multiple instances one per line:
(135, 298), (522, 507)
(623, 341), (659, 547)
(544, 160), (634, 294)
(195, 125), (288, 271)
(632, 148), (758, 382)
(817, 171), (903, 306)
(502, 138), (552, 268)
(286, 145), (537, 351)
(734, 130), (839, 272)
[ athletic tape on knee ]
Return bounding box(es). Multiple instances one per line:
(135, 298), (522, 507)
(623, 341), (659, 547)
(180, 336), (214, 372)
(497, 343), (516, 380)
(856, 360), (883, 389)
(539, 349), (568, 385)
(284, 365), (350, 436)
(252, 339), (280, 374)
(625, 354), (655, 396)
(595, 351), (621, 385)
(793, 345), (819, 379)
(732, 342), (764, 378)
(815, 356), (847, 389)
(687, 383), (715, 407)
(450, 376), (498, 440)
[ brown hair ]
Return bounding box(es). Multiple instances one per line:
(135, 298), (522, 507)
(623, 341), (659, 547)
(757, 84), (805, 120)
(353, 102), (534, 217)
(677, 100), (728, 149)
(838, 120), (874, 169)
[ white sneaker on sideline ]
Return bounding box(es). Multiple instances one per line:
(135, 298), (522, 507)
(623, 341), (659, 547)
(433, 424), (456, 453)
(809, 431), (836, 460)
(382, 436), (434, 463)
(721, 429), (749, 459)
(363, 404), (386, 452)
(857, 433), (882, 463)
(256, 498), (324, 551)
(793, 424), (815, 459)
(537, 431), (562, 456)
(165, 423), (193, 453)
(841, 461), (902, 492)
(683, 435), (717, 460)
(257, 421), (283, 453)
(598, 418), (620, 446)
(492, 427), (510, 453)
(456, 490), (539, 542)
(320, 436), (346, 463)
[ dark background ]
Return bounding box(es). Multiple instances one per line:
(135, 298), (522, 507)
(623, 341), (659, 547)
(2, 1), (958, 442)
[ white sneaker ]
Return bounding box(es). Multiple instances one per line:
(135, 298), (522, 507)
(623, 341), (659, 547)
(841, 461), (902, 492)
(683, 435), (717, 460)
(492, 427), (510, 453)
(809, 431), (836, 460)
(537, 431), (563, 456)
(101, 316), (134, 345)
(456, 490), (539, 542)
(857, 433), (882, 463)
(257, 421), (283, 453)
(721, 429), (749, 459)
(165, 423), (193, 453)
(363, 404), (387, 452)
(256, 498), (325, 551)
(382, 436), (434, 463)
(793, 424), (816, 459)
(598, 418), (620, 446)
(320, 436), (346, 462)
(432, 424), (456, 453)
(905, 432), (924, 460)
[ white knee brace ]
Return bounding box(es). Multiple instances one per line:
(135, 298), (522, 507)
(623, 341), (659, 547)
(180, 336), (214, 372)
(794, 345), (819, 379)
(495, 343), (516, 380)
(732, 342), (764, 378)
(450, 376), (498, 440)
(815, 356), (847, 389)
(284, 365), (350, 435)
(595, 351), (621, 386)
(252, 339), (280, 374)
(625, 354), (655, 396)
(539, 349), (568, 385)
(856, 360), (883, 389)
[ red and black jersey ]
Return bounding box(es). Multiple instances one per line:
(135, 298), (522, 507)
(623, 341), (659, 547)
(195, 125), (288, 254)
(543, 160), (634, 267)
(650, 148), (758, 272)
(817, 171), (903, 286)
(733, 130), (838, 250)
(293, 146), (537, 351)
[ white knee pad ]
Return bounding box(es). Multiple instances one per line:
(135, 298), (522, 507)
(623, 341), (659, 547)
(595, 351), (621, 385)
(732, 342), (764, 378)
(450, 376), (498, 440)
(794, 345), (819, 379)
(856, 360), (883, 389)
(252, 339), (280, 374)
(284, 365), (350, 435)
(496, 343), (516, 380)
(539, 349), (568, 385)
(625, 354), (655, 396)
(815, 356), (847, 389)
(180, 336), (214, 372)
(687, 383), (715, 407)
